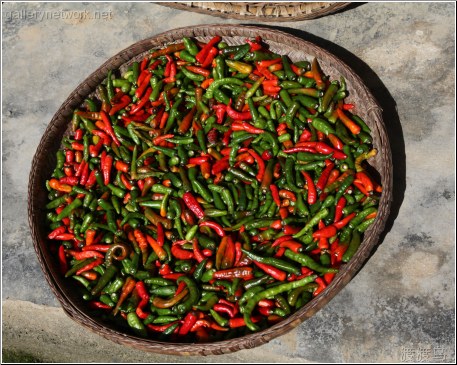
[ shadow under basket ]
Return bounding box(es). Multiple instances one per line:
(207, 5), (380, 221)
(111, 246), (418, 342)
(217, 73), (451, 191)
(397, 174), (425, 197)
(158, 2), (352, 22)
(28, 24), (393, 355)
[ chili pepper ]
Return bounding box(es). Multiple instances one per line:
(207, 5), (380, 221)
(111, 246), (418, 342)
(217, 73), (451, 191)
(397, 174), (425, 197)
(301, 171), (317, 205)
(243, 275), (317, 331)
(183, 192), (205, 219)
(146, 234), (167, 261)
(253, 261), (287, 281)
(336, 108), (361, 135)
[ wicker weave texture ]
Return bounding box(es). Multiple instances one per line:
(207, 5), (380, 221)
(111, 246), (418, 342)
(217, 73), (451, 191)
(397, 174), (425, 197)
(159, 2), (351, 21)
(28, 24), (392, 355)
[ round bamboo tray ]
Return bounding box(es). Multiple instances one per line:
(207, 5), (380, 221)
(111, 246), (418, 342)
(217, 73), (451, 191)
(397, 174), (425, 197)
(28, 24), (393, 355)
(159, 2), (351, 21)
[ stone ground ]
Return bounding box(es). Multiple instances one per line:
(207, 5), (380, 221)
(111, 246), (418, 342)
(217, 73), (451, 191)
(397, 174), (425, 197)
(2, 1), (455, 363)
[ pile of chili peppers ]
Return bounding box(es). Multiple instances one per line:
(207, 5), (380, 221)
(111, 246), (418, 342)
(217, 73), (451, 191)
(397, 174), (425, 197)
(45, 35), (382, 341)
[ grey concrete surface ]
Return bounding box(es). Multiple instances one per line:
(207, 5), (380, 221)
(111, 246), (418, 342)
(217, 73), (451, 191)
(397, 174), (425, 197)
(2, 1), (455, 363)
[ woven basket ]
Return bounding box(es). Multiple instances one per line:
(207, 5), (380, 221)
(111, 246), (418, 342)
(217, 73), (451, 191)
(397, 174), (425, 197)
(28, 24), (393, 355)
(159, 2), (351, 21)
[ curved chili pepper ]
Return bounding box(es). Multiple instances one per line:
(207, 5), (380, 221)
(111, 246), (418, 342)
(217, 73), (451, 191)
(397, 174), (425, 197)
(183, 192), (205, 219)
(199, 221), (225, 237)
(301, 171), (317, 205)
(226, 100), (252, 120)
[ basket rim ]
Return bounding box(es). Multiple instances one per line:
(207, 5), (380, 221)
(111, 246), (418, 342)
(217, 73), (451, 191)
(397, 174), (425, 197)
(158, 2), (352, 22)
(28, 24), (393, 355)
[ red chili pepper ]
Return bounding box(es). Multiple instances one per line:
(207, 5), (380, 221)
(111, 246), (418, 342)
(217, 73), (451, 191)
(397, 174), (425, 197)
(201, 47), (218, 69)
(325, 169), (341, 188)
(188, 156), (210, 165)
(183, 192), (205, 219)
(246, 38), (262, 51)
(132, 229), (149, 265)
(336, 108), (361, 135)
(76, 257), (103, 276)
(313, 277), (327, 296)
(108, 95), (131, 116)
(227, 100), (252, 120)
(333, 212), (357, 229)
(100, 111), (121, 146)
(153, 222), (164, 248)
(192, 239), (205, 263)
(58, 176), (78, 186)
(215, 236), (235, 270)
(130, 87), (153, 114)
(135, 72), (152, 99)
(52, 233), (75, 240)
(158, 263), (172, 275)
(65, 150), (74, 164)
(201, 78), (214, 89)
(323, 272), (336, 285)
(312, 225), (337, 239)
(231, 121), (264, 134)
(228, 316), (261, 328)
(316, 162), (335, 191)
(89, 301), (112, 310)
(84, 229), (97, 246)
(58, 245), (68, 275)
(261, 149), (273, 161)
(120, 174), (133, 191)
(256, 65), (277, 80)
(290, 64), (303, 76)
(270, 184), (281, 207)
(147, 322), (179, 333)
(82, 244), (111, 252)
(92, 129), (111, 146)
(222, 129), (232, 147)
(178, 311), (199, 335)
(101, 154), (113, 185)
(278, 240), (303, 253)
(299, 129), (313, 142)
(212, 104), (227, 124)
(328, 134), (344, 151)
(162, 273), (185, 280)
(301, 171), (317, 205)
(186, 65), (211, 77)
(171, 241), (194, 260)
(74, 160), (86, 177)
(253, 261), (287, 281)
(114, 160), (129, 173)
(257, 58), (282, 68)
(356, 171), (374, 193)
(246, 149), (265, 182)
(233, 241), (243, 266)
(334, 196), (347, 223)
(67, 250), (105, 260)
(353, 180), (369, 196)
(71, 142), (84, 151)
(48, 226), (66, 239)
(74, 129), (83, 140)
(211, 156), (230, 175)
(146, 235), (168, 261)
(263, 85), (281, 95)
(213, 303), (236, 318)
(79, 162), (90, 185)
(196, 36), (221, 64)
(332, 242), (348, 264)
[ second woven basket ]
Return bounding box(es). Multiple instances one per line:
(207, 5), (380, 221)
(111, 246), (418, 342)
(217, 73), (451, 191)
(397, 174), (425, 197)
(159, 2), (351, 21)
